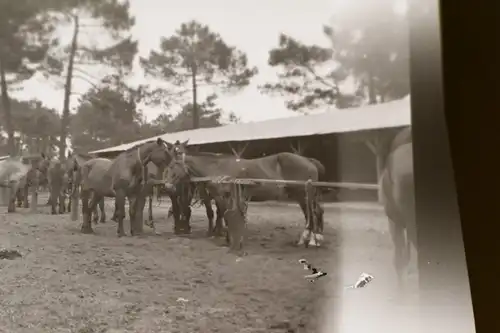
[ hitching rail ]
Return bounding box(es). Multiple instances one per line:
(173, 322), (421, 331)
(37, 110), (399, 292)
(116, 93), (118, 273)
(188, 176), (379, 190)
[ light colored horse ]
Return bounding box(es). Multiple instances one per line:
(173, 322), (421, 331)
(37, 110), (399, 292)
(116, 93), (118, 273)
(0, 157), (32, 212)
(379, 127), (417, 295)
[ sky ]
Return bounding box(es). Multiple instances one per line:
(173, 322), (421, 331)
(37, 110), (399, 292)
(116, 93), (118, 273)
(12, 0), (407, 123)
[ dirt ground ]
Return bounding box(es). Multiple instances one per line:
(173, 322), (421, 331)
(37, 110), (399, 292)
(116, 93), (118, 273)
(0, 195), (396, 333)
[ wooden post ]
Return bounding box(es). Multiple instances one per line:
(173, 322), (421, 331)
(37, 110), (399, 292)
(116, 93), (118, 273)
(290, 139), (307, 155)
(365, 132), (389, 203)
(228, 142), (249, 159)
(225, 182), (246, 253)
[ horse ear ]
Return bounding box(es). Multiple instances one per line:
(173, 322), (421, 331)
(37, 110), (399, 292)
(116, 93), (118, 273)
(156, 137), (165, 145)
(182, 139), (189, 146)
(41, 153), (46, 159)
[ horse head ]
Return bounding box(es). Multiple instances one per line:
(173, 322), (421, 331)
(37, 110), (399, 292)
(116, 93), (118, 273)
(164, 139), (189, 161)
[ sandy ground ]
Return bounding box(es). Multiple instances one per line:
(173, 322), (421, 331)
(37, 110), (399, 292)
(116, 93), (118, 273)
(0, 195), (398, 333)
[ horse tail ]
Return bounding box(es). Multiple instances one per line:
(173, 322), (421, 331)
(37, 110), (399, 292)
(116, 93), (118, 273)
(307, 157), (326, 181)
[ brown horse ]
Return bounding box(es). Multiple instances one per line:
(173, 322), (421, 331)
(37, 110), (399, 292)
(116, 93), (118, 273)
(379, 126), (416, 292)
(79, 138), (178, 236)
(161, 142), (225, 235)
(163, 148), (325, 247)
(46, 159), (68, 214)
(66, 152), (106, 222)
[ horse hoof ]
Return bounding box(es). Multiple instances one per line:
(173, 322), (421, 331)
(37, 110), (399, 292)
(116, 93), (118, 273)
(81, 228), (94, 234)
(117, 232), (125, 238)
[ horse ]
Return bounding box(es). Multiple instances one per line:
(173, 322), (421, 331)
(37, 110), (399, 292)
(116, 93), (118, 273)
(162, 142), (225, 236)
(16, 153), (50, 208)
(0, 157), (31, 212)
(379, 126), (416, 294)
(162, 147), (325, 247)
(66, 152), (106, 223)
(14, 153), (51, 210)
(79, 138), (180, 236)
(46, 159), (68, 214)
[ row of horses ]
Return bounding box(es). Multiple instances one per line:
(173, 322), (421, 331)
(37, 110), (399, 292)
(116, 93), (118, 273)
(0, 126), (415, 292)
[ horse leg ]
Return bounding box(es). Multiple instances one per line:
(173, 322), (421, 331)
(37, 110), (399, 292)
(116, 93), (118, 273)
(203, 196), (215, 236)
(114, 189), (126, 237)
(213, 196), (226, 237)
(111, 199), (118, 222)
(295, 199), (313, 247)
(307, 199), (325, 247)
(170, 195), (183, 235)
(22, 185), (29, 208)
(181, 202), (192, 234)
(98, 198), (106, 223)
(145, 194), (158, 234)
(8, 184), (18, 213)
(88, 192), (102, 226)
(132, 190), (146, 236)
(58, 187), (65, 214)
(80, 189), (94, 234)
(49, 185), (58, 215)
(389, 218), (409, 294)
(67, 194), (71, 213)
(89, 192), (99, 224)
(16, 187), (23, 208)
(144, 193), (154, 229)
(127, 193), (144, 236)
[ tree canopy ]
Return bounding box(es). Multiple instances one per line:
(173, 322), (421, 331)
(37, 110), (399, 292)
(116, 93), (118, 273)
(0, 98), (60, 155)
(38, 0), (137, 158)
(0, 0), (59, 155)
(70, 76), (151, 152)
(140, 20), (257, 129)
(261, 0), (409, 112)
(150, 94), (239, 134)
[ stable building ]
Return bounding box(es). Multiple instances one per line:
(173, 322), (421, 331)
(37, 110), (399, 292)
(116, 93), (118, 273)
(91, 96), (411, 202)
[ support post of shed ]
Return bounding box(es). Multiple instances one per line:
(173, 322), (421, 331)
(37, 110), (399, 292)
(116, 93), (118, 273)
(364, 130), (391, 203)
(228, 142), (249, 159)
(290, 139), (308, 155)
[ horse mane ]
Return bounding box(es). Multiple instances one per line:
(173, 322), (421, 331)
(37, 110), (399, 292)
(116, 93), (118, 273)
(72, 151), (94, 159)
(123, 139), (158, 153)
(187, 151), (233, 158)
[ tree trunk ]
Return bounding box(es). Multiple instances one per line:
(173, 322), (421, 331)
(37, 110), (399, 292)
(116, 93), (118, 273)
(0, 58), (15, 156)
(367, 71), (377, 105)
(59, 15), (79, 161)
(191, 64), (199, 129)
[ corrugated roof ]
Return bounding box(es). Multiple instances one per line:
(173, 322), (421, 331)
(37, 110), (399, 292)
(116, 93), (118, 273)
(91, 96), (411, 154)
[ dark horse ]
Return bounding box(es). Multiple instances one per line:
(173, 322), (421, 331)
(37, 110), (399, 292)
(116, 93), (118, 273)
(163, 148), (325, 247)
(79, 138), (176, 236)
(77, 138), (217, 236)
(161, 142), (225, 235)
(379, 126), (416, 293)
